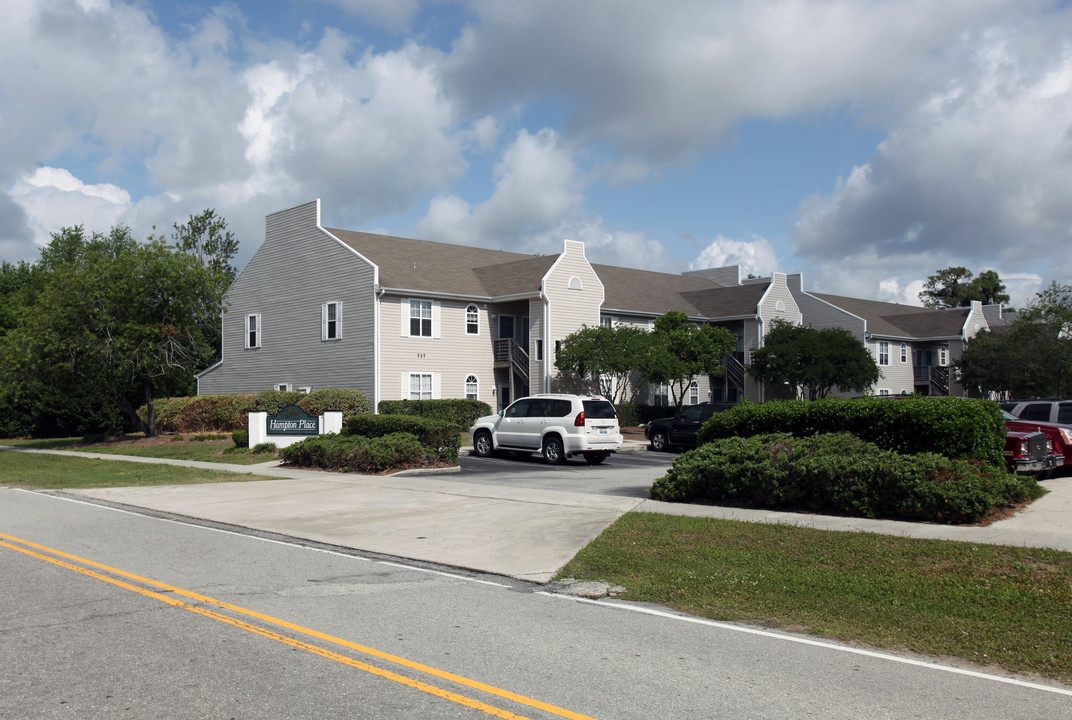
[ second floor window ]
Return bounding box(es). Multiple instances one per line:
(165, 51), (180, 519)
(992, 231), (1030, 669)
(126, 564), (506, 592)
(466, 304), (479, 335)
(323, 302), (340, 340)
(878, 341), (890, 366)
(245, 314), (261, 348)
(939, 345), (948, 366)
(900, 343), (908, 363)
(410, 300), (432, 337)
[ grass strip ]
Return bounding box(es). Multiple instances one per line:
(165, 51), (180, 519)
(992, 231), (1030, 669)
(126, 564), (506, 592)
(1, 436), (275, 465)
(0, 451), (275, 488)
(558, 511), (1072, 683)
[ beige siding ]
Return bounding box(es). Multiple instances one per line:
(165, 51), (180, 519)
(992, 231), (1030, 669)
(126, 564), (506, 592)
(197, 200), (377, 400)
(379, 296), (498, 407)
(757, 273), (800, 325)
(543, 240), (604, 377)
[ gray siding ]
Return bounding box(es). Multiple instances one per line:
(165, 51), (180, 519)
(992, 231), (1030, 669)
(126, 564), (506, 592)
(786, 273), (866, 342)
(197, 200), (377, 401)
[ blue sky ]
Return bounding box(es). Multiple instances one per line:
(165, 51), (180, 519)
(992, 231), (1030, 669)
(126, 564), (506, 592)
(2, 0), (1070, 307)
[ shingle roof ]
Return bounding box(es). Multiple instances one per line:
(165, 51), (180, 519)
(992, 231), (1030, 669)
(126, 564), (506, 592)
(327, 227), (772, 321)
(326, 228), (548, 296)
(594, 263), (721, 316)
(813, 293), (968, 338)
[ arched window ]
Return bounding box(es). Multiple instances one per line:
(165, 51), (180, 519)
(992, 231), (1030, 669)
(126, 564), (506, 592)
(775, 300), (786, 312)
(568, 276), (583, 290)
(465, 304), (479, 335)
(465, 375), (479, 400)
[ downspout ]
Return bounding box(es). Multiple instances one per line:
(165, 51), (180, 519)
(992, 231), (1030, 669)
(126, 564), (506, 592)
(756, 315), (764, 403)
(375, 284), (386, 413)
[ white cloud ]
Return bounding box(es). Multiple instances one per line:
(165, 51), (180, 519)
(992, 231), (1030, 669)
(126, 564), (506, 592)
(791, 22), (1072, 304)
(417, 128), (583, 249)
(9, 167), (131, 248)
(689, 234), (780, 279)
(445, 0), (1020, 167)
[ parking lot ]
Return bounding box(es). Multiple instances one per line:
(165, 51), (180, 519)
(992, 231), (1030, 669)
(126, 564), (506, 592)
(454, 446), (677, 498)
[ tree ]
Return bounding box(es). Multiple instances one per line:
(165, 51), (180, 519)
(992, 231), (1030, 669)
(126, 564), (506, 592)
(640, 311), (737, 411)
(162, 208), (239, 283)
(748, 320), (880, 400)
(554, 324), (653, 407)
(957, 281), (1072, 398)
(919, 266), (1009, 309)
(5, 220), (233, 437)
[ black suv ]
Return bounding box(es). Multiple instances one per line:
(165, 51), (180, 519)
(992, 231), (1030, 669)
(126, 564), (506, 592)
(645, 402), (736, 452)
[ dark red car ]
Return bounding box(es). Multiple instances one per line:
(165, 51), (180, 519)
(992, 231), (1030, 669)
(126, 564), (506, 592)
(1003, 410), (1068, 477)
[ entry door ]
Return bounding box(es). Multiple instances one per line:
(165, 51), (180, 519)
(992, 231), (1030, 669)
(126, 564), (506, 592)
(499, 315), (515, 340)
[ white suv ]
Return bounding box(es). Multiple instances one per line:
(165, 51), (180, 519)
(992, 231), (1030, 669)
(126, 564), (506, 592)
(469, 394), (623, 465)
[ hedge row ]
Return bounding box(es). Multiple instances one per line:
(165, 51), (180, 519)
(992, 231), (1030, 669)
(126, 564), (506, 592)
(697, 396), (1005, 466)
(377, 399), (492, 428)
(143, 389), (372, 433)
(650, 433), (1043, 524)
(345, 414), (461, 464)
(280, 432), (436, 473)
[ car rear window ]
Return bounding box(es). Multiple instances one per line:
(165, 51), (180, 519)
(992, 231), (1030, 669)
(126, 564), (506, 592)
(1020, 403), (1051, 421)
(582, 400), (617, 419)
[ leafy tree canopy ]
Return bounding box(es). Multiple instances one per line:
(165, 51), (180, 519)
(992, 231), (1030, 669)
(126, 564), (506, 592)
(919, 266), (1010, 309)
(640, 310), (737, 411)
(554, 323), (654, 406)
(958, 281), (1072, 397)
(748, 319), (880, 400)
(1, 213), (236, 437)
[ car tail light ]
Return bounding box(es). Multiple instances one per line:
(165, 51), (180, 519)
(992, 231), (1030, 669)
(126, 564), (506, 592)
(1061, 428), (1072, 444)
(574, 411), (586, 427)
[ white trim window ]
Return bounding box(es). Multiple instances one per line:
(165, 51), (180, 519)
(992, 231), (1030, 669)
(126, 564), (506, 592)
(651, 384), (669, 407)
(409, 373), (433, 400)
(878, 341), (890, 366)
(465, 374), (479, 400)
(322, 301), (341, 341)
(689, 380), (699, 405)
(404, 299), (440, 338)
(465, 304), (479, 335)
(601, 315), (617, 328)
(245, 314), (261, 349)
(900, 343), (908, 363)
(277, 383), (292, 392)
(877, 388), (891, 397)
(939, 345), (948, 366)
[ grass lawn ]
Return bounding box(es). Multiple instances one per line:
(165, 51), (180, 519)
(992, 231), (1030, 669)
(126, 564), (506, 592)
(1, 434), (277, 465)
(559, 511), (1072, 684)
(0, 451), (276, 489)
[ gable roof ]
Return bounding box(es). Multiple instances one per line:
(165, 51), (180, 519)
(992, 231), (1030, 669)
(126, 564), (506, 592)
(326, 228), (550, 297)
(594, 263), (721, 317)
(813, 293), (969, 339)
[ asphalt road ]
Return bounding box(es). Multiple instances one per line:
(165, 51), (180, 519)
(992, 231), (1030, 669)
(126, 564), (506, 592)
(3, 487), (1070, 719)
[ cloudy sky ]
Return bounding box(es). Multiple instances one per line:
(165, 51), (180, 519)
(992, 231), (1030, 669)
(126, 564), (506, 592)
(3, 0), (1070, 307)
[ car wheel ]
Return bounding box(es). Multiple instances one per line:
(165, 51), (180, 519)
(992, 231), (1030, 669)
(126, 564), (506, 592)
(543, 436), (566, 465)
(473, 430), (494, 457)
(583, 452), (608, 465)
(650, 429), (670, 452)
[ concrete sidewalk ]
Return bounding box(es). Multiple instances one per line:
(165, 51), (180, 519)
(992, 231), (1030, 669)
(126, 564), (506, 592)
(4, 445), (1072, 582)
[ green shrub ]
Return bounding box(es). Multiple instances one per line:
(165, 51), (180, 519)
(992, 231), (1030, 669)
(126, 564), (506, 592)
(650, 432), (1042, 524)
(280, 432), (433, 473)
(377, 399), (492, 429)
(345, 413), (461, 464)
(231, 429), (249, 447)
(298, 388), (372, 417)
(140, 389), (374, 433)
(251, 442), (277, 454)
(697, 396), (1005, 466)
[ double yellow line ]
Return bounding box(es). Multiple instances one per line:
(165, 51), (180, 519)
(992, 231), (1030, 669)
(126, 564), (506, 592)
(0, 532), (598, 720)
